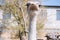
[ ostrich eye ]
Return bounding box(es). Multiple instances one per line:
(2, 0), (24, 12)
(39, 5), (41, 7)
(26, 3), (31, 7)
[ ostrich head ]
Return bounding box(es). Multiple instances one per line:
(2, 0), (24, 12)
(26, 1), (41, 16)
(26, 1), (41, 11)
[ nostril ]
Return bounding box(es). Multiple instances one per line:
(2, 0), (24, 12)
(31, 4), (34, 5)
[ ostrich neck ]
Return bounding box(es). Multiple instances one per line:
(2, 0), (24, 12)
(29, 15), (37, 28)
(28, 14), (37, 40)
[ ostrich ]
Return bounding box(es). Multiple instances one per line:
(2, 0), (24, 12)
(26, 1), (41, 40)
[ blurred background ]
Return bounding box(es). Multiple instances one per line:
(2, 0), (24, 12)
(0, 0), (60, 40)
